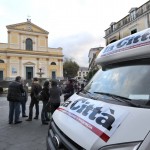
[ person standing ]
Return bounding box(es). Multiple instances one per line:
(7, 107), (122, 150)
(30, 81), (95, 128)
(49, 80), (62, 115)
(26, 77), (42, 121)
(20, 79), (28, 117)
(40, 80), (50, 125)
(7, 76), (24, 124)
(64, 79), (74, 101)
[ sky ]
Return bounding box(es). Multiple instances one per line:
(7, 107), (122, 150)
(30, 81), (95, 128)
(0, 0), (148, 67)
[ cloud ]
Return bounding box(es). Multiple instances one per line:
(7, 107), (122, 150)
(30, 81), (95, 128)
(49, 32), (105, 67)
(0, 0), (147, 68)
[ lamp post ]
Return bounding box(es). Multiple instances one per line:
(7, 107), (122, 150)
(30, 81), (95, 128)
(65, 71), (68, 80)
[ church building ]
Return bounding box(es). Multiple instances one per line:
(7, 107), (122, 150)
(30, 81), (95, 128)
(0, 19), (63, 81)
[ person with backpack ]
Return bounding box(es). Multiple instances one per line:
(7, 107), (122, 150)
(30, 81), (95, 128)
(26, 77), (42, 121)
(40, 80), (50, 125)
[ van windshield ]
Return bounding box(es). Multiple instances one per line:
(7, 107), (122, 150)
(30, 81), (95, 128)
(84, 59), (150, 107)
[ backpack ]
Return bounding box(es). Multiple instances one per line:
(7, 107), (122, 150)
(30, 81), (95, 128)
(35, 91), (43, 101)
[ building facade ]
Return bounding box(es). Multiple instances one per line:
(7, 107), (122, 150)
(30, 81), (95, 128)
(105, 0), (150, 45)
(0, 20), (63, 81)
(76, 67), (89, 81)
(88, 47), (103, 71)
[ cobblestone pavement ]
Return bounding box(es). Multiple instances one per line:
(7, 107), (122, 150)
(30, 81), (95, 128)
(0, 95), (64, 150)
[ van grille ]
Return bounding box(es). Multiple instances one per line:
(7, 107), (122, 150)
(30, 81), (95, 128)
(47, 119), (85, 150)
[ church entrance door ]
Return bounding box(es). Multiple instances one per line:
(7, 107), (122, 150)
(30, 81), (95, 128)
(26, 67), (33, 80)
(0, 71), (3, 81)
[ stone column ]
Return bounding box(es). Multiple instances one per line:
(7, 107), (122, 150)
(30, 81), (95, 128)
(19, 33), (21, 49)
(19, 57), (22, 76)
(46, 58), (49, 78)
(58, 59), (63, 78)
(36, 35), (39, 51)
(6, 56), (10, 80)
(46, 36), (48, 51)
(8, 31), (10, 48)
(37, 58), (39, 75)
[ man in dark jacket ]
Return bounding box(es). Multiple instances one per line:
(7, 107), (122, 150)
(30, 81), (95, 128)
(49, 80), (62, 114)
(64, 79), (74, 101)
(7, 76), (24, 124)
(26, 77), (42, 121)
(41, 80), (50, 125)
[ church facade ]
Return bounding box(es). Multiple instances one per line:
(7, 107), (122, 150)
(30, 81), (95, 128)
(0, 20), (63, 81)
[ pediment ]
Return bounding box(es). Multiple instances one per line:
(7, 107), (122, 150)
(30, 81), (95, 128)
(6, 21), (49, 34)
(24, 61), (35, 65)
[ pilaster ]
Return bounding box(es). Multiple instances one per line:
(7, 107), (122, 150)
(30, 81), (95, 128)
(19, 57), (22, 76)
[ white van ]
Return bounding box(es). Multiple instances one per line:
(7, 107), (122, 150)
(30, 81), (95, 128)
(47, 28), (150, 150)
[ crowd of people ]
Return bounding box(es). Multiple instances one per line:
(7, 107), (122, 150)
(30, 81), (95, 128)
(7, 76), (62, 125)
(7, 76), (86, 125)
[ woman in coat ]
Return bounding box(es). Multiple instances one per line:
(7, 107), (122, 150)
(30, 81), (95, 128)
(41, 80), (50, 125)
(49, 80), (62, 114)
(64, 79), (74, 101)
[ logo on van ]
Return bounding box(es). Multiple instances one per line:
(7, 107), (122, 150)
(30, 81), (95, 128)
(60, 98), (128, 142)
(101, 28), (150, 57)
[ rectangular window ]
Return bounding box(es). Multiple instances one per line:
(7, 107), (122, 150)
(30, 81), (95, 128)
(130, 11), (136, 21)
(131, 29), (137, 34)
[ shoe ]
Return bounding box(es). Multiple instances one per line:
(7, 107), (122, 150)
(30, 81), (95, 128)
(42, 122), (48, 125)
(26, 118), (32, 121)
(14, 121), (22, 124)
(9, 122), (13, 124)
(22, 115), (28, 117)
(34, 116), (38, 120)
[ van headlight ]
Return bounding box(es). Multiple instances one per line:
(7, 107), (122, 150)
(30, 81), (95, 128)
(99, 142), (141, 150)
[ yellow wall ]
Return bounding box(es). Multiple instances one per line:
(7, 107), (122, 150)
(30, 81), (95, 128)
(16, 24), (27, 30)
(39, 37), (46, 47)
(10, 32), (19, 44)
(0, 21), (63, 80)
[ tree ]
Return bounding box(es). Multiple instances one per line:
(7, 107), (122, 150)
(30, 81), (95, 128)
(86, 68), (98, 81)
(63, 57), (79, 79)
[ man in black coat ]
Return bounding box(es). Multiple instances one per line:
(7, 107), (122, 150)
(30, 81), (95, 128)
(26, 77), (42, 121)
(64, 79), (74, 101)
(7, 76), (24, 124)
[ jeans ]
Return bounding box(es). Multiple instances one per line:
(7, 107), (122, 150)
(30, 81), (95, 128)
(21, 99), (27, 116)
(9, 101), (21, 123)
(41, 101), (49, 122)
(28, 97), (39, 119)
(51, 103), (60, 114)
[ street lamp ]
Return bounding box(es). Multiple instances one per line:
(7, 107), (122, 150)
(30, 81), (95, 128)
(65, 71), (68, 80)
